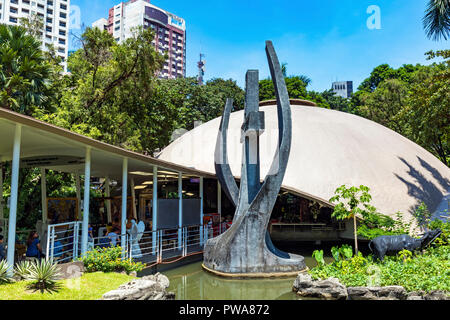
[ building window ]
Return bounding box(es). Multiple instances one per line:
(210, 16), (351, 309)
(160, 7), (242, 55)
(9, 17), (18, 24)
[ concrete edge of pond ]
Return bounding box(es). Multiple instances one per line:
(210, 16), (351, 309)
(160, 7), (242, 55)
(201, 263), (309, 279)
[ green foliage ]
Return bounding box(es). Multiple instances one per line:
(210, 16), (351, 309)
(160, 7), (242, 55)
(310, 244), (450, 292)
(259, 75), (309, 101)
(0, 260), (12, 284)
(0, 24), (53, 115)
(355, 52), (449, 166)
(357, 211), (411, 240)
(423, 0), (450, 41)
(430, 220), (450, 246)
(397, 249), (413, 263)
(14, 260), (33, 281)
(331, 244), (354, 262)
(329, 185), (376, 221)
(25, 259), (61, 293)
(413, 202), (433, 228)
(80, 246), (144, 274)
(312, 250), (325, 267)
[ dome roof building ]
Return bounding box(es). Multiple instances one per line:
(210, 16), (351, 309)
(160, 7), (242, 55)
(159, 101), (450, 224)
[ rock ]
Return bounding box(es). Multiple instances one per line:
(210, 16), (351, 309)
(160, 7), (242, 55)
(102, 272), (174, 300)
(57, 261), (85, 280)
(347, 286), (407, 300)
(424, 291), (450, 300)
(293, 274), (347, 300)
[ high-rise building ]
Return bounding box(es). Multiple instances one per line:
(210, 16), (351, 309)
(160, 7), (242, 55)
(332, 81), (353, 99)
(92, 0), (186, 79)
(0, 0), (70, 68)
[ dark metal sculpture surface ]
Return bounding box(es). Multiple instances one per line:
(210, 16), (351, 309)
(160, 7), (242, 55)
(369, 229), (442, 261)
(203, 41), (306, 274)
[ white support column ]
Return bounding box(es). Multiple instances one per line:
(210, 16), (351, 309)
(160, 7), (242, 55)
(199, 177), (204, 245)
(178, 172), (183, 248)
(7, 124), (21, 273)
(121, 158), (128, 257)
(40, 168), (47, 224)
(130, 178), (137, 220)
(105, 176), (112, 223)
(217, 180), (222, 231)
(0, 162), (4, 220)
(152, 166), (158, 255)
(75, 174), (81, 220)
(80, 147), (91, 256)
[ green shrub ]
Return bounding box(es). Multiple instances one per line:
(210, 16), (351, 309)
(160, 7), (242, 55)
(312, 250), (325, 267)
(309, 244), (450, 293)
(25, 259), (62, 292)
(80, 246), (145, 274)
(14, 260), (33, 280)
(0, 260), (12, 284)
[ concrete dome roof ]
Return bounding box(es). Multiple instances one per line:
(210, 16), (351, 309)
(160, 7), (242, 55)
(159, 103), (450, 222)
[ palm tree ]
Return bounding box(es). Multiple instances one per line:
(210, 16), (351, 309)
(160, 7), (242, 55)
(423, 0), (450, 41)
(0, 25), (51, 115)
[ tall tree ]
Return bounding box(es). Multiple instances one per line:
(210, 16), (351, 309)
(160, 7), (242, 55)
(0, 25), (52, 115)
(423, 0), (450, 41)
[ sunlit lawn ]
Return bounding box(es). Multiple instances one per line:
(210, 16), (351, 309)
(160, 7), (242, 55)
(0, 272), (134, 300)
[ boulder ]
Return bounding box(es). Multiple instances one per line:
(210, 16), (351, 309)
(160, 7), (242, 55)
(102, 272), (175, 300)
(56, 261), (85, 280)
(293, 273), (347, 300)
(347, 286), (407, 300)
(424, 291), (450, 300)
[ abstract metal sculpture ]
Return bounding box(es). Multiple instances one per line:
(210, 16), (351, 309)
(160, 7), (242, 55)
(203, 41), (306, 275)
(369, 228), (442, 262)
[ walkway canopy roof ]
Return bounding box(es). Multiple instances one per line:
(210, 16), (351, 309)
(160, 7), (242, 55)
(0, 107), (215, 181)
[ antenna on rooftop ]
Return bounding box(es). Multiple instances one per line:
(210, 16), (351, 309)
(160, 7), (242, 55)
(197, 53), (206, 85)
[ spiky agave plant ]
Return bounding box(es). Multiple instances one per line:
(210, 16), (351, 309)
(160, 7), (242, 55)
(0, 260), (12, 284)
(14, 260), (33, 281)
(26, 259), (62, 292)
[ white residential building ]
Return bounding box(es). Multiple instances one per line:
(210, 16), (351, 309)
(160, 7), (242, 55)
(92, 0), (186, 79)
(0, 0), (70, 68)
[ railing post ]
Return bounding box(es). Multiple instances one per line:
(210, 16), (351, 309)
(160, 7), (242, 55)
(46, 224), (51, 259)
(199, 177), (204, 245)
(152, 166), (158, 255)
(121, 158), (128, 259)
(50, 228), (55, 262)
(178, 172), (183, 248)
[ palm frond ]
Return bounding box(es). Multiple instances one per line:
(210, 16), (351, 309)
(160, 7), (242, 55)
(423, 0), (450, 41)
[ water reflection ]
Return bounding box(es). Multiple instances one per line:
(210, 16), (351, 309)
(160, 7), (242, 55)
(165, 256), (332, 300)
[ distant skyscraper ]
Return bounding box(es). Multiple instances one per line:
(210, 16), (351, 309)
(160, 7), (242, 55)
(332, 81), (353, 98)
(0, 0), (70, 69)
(92, 0), (186, 79)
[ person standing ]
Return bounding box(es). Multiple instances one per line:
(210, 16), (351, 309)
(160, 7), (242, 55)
(0, 235), (6, 261)
(26, 231), (43, 259)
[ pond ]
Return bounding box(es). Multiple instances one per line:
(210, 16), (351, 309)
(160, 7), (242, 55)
(165, 247), (334, 300)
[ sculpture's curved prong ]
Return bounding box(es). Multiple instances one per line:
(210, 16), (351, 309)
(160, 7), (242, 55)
(214, 98), (239, 206)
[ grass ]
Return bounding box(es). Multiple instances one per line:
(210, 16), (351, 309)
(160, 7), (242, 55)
(0, 272), (135, 300)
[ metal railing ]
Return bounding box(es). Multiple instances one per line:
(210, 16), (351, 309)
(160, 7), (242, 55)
(46, 221), (81, 263)
(46, 223), (215, 266)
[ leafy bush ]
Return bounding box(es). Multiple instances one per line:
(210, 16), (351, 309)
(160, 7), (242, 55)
(0, 260), (12, 284)
(312, 250), (325, 267)
(80, 246), (144, 274)
(357, 211), (412, 240)
(25, 259), (62, 292)
(309, 244), (450, 293)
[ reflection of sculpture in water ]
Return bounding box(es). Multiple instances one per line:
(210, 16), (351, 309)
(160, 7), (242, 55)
(129, 219), (145, 258)
(203, 41), (306, 275)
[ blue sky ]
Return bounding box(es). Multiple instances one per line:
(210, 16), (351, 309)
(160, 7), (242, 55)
(70, 0), (448, 92)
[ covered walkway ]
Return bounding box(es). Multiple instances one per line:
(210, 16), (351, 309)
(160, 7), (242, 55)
(0, 107), (219, 271)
